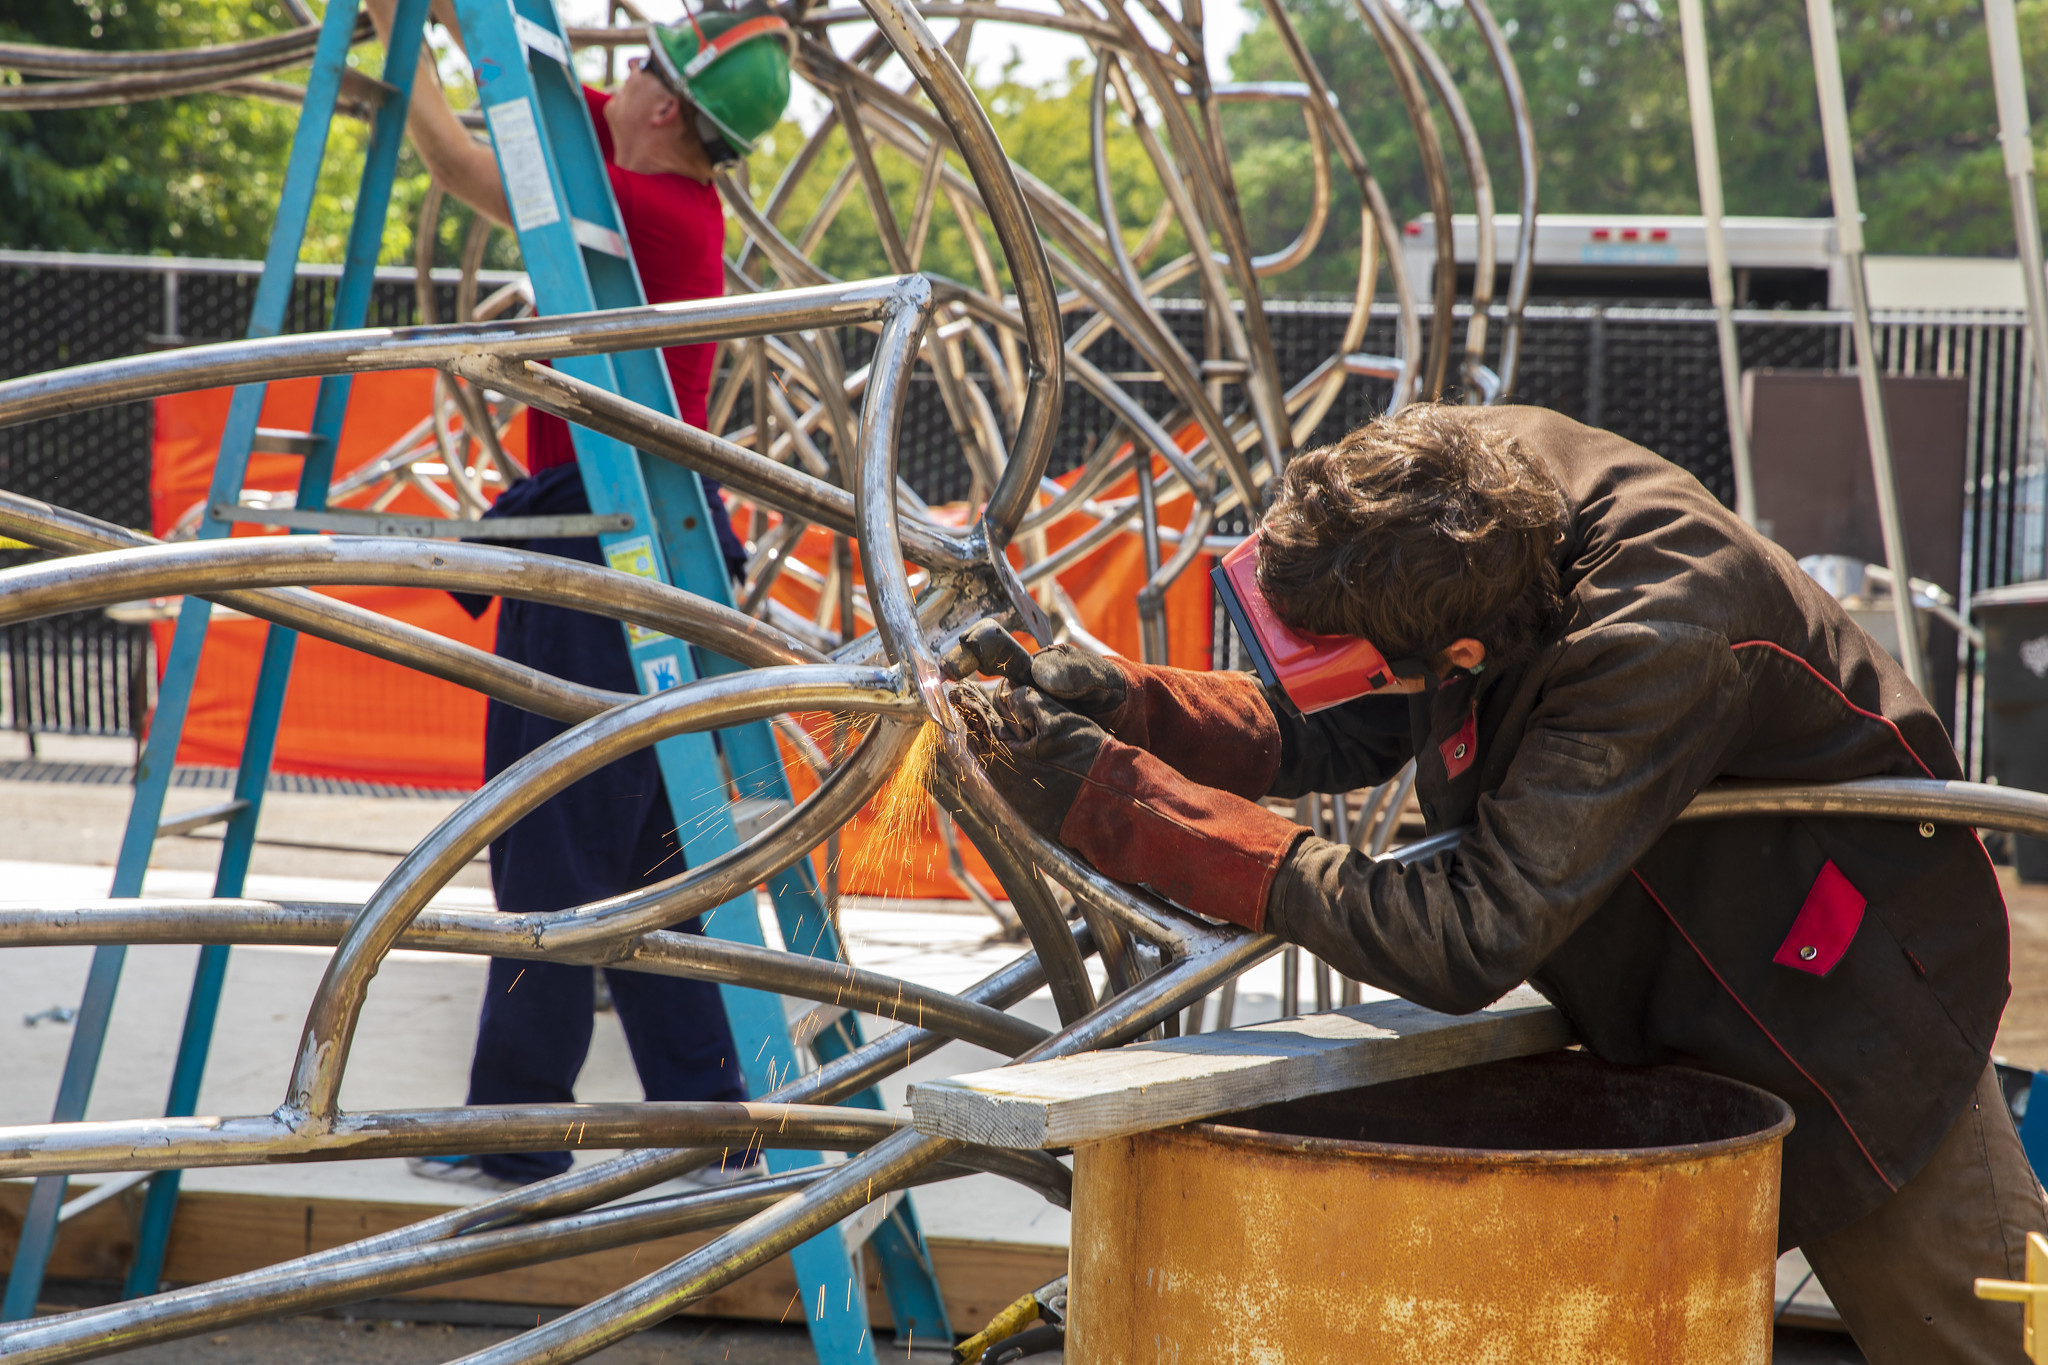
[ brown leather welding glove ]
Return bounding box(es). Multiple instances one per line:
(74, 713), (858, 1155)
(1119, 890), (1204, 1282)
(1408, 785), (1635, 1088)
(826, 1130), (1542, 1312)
(944, 619), (1282, 802)
(954, 683), (1102, 839)
(1058, 741), (1306, 931)
(961, 683), (1304, 932)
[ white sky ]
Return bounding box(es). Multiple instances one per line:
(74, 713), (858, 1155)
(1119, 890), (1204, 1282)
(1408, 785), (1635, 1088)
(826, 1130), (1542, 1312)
(552, 0), (1257, 127)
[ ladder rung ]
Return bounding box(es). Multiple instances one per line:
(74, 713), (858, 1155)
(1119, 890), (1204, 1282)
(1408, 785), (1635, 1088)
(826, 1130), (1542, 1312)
(157, 798), (251, 839)
(838, 1188), (906, 1254)
(730, 795), (794, 841)
(252, 428), (319, 457)
(571, 218), (631, 259)
(514, 13), (570, 65)
(789, 1002), (853, 1049)
(57, 1171), (152, 1224)
(210, 504), (635, 540)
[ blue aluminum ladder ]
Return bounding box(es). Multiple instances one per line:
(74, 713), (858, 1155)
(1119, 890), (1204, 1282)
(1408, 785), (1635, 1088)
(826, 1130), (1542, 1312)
(3, 2), (951, 1356)
(440, 0), (947, 1356)
(1, 0), (435, 1318)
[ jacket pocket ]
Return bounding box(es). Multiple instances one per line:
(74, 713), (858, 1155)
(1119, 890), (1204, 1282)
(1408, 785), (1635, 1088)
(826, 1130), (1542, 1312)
(1773, 859), (1867, 977)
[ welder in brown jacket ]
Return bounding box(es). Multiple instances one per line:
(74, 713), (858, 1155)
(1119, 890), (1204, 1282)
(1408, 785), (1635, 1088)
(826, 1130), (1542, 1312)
(952, 403), (2043, 1365)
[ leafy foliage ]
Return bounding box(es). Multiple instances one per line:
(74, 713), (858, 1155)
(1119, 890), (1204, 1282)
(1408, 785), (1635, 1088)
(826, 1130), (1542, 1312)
(1226, 0), (2048, 293)
(0, 0), (493, 269)
(8, 0), (2048, 298)
(736, 55), (1185, 288)
(0, 0), (308, 254)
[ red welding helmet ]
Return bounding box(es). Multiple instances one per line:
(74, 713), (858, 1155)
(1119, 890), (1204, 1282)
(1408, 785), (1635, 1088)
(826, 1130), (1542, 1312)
(1210, 536), (1427, 714)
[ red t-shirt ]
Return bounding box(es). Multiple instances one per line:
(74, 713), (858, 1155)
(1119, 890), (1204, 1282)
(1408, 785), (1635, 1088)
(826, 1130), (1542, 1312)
(525, 86), (725, 472)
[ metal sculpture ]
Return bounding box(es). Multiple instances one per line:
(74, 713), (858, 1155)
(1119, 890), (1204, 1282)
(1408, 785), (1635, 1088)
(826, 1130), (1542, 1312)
(5, 3), (2039, 1364)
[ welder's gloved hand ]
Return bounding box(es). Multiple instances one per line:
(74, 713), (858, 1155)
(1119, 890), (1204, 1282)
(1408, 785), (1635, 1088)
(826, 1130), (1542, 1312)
(956, 684), (1105, 841)
(943, 618), (1284, 802)
(946, 620), (1131, 719)
(962, 682), (1306, 932)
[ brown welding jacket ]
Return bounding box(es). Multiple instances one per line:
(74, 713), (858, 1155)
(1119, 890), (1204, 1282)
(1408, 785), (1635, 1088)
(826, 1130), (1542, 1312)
(1256, 406), (2009, 1250)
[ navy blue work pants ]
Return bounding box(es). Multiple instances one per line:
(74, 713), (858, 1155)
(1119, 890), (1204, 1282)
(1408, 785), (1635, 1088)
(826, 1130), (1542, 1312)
(459, 466), (749, 1184)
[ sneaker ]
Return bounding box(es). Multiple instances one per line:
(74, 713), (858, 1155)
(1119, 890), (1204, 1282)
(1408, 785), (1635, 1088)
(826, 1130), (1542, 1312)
(406, 1155), (525, 1192)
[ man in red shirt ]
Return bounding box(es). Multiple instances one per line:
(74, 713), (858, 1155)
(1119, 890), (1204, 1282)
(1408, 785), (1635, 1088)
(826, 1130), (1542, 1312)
(365, 0), (792, 1188)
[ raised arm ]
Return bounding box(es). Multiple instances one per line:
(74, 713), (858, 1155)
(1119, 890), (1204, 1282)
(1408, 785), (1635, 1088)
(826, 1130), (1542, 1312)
(361, 0), (511, 228)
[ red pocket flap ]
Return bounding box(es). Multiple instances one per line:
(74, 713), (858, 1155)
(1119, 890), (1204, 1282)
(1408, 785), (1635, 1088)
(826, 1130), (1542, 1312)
(1773, 860), (1867, 977)
(1440, 709), (1477, 780)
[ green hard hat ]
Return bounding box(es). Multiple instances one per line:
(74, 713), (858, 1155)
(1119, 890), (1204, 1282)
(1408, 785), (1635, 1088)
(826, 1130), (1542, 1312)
(646, 4), (794, 158)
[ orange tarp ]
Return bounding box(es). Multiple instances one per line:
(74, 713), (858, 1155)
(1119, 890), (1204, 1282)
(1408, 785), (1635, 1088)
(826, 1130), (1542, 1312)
(151, 385), (1212, 898)
(150, 372), (514, 790)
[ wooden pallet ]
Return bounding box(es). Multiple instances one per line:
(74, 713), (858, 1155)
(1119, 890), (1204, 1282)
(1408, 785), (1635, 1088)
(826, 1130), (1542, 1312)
(0, 1181), (1063, 1330)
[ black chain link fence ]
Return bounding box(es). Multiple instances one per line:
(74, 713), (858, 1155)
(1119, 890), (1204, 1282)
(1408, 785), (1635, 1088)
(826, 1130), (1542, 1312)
(0, 258), (486, 742)
(5, 255), (2039, 775)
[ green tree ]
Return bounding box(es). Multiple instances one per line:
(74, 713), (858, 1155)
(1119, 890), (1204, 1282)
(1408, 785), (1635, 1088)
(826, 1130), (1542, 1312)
(1224, 0), (2048, 294)
(737, 54), (1184, 289)
(0, 0), (490, 269)
(0, 0), (310, 255)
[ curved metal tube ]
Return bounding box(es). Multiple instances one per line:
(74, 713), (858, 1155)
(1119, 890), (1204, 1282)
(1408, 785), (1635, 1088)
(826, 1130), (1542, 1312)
(1253, 0), (1420, 411)
(284, 668), (919, 1123)
(1212, 82), (1335, 278)
(0, 23), (328, 75)
(851, 281), (954, 724)
(934, 764), (1097, 1024)
(0, 899), (1049, 1058)
(852, 0), (1062, 545)
(449, 354), (974, 571)
(0, 536), (826, 669)
(1676, 776), (2048, 837)
(506, 712), (921, 955)
(1464, 0), (1538, 400)
(1349, 0), (1458, 399)
(0, 1150), (1071, 1365)
(0, 50), (327, 109)
(0, 490), (631, 723)
(0, 1103), (905, 1179)
(447, 931), (1274, 1364)
(1095, 11), (1291, 483)
(1379, 3), (1495, 396)
(18, 933), (1073, 1353)
(0, 278), (921, 432)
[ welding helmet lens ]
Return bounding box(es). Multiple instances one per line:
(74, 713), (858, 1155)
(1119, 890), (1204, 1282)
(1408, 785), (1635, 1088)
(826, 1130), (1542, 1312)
(1211, 537), (1427, 714)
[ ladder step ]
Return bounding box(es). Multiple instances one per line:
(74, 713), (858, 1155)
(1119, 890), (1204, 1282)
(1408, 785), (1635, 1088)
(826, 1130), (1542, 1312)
(157, 798), (251, 839)
(838, 1188), (906, 1254)
(513, 13), (570, 65)
(56, 1170), (151, 1224)
(251, 428), (319, 457)
(730, 795), (794, 842)
(571, 218), (630, 259)
(209, 505), (635, 540)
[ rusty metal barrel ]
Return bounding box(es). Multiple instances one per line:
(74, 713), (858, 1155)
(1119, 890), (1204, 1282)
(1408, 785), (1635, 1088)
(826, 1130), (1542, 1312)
(1066, 1051), (1795, 1364)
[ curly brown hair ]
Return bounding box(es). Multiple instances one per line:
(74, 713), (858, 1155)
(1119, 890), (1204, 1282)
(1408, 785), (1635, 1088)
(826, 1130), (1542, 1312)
(1256, 405), (1569, 670)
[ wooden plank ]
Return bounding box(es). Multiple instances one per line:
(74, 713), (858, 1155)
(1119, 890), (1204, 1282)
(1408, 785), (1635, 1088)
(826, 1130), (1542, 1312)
(906, 987), (1572, 1151)
(0, 1182), (1064, 1329)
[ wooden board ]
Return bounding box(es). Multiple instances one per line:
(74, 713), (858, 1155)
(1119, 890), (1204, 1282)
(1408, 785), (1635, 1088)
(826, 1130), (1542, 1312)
(907, 987), (1572, 1151)
(0, 1182), (1064, 1331)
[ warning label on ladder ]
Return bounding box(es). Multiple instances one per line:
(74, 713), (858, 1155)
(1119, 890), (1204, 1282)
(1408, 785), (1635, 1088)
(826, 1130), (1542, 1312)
(484, 97), (562, 232)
